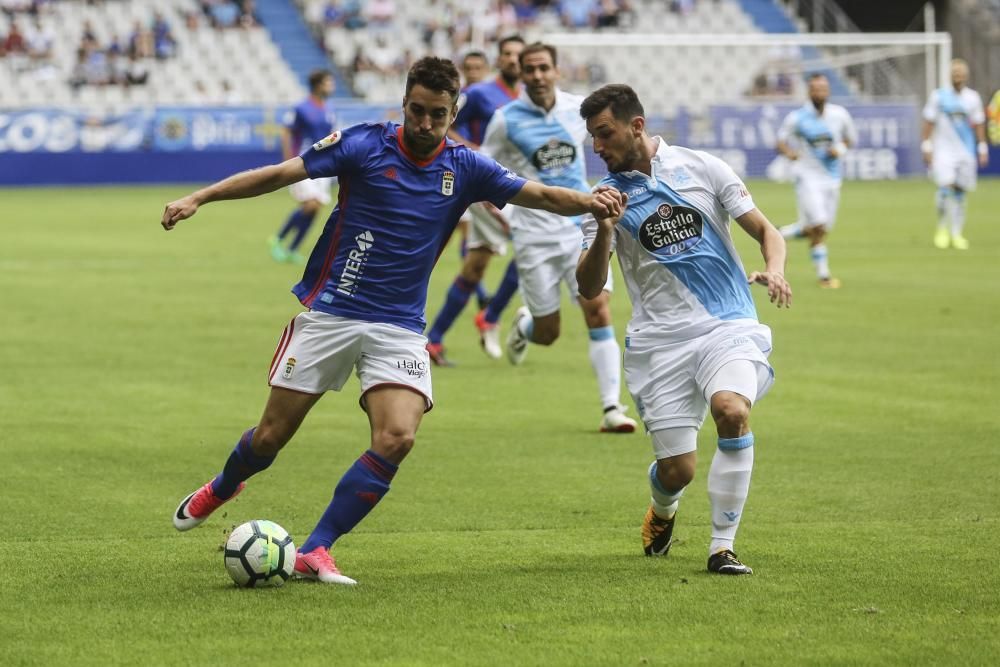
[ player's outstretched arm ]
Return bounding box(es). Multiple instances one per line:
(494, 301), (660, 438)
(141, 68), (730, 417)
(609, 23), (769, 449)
(577, 192), (627, 300)
(509, 180), (623, 219)
(161, 157), (309, 230)
(735, 208), (792, 308)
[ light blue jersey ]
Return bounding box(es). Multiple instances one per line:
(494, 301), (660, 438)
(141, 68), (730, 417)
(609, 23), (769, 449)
(777, 102), (856, 183)
(582, 139), (765, 342)
(481, 89), (589, 240)
(923, 86), (985, 159)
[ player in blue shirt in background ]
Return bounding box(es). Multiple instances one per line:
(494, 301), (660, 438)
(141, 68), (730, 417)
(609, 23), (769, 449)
(162, 56), (624, 585)
(268, 69), (337, 264)
(446, 49), (492, 309)
(425, 35), (525, 366)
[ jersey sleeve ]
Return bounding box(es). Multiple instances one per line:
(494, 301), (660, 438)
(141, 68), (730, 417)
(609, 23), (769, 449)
(970, 91), (986, 125)
(922, 91), (938, 122)
(580, 215), (618, 254)
(580, 178), (618, 253)
(479, 111), (507, 161)
(454, 87), (481, 132)
(467, 151), (527, 209)
(706, 154), (755, 219)
(776, 110), (797, 144)
(299, 123), (365, 179)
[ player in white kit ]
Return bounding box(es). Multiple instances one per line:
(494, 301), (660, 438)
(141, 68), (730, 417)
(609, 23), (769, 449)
(577, 84), (792, 575)
(921, 59), (989, 250)
(776, 74), (856, 289)
(480, 43), (636, 433)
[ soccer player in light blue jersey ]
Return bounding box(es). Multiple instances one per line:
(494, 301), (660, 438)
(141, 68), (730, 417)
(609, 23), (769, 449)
(162, 57), (625, 585)
(481, 42), (636, 434)
(776, 74), (856, 289)
(920, 59), (989, 250)
(269, 69), (338, 265)
(425, 35), (525, 366)
(577, 84), (791, 575)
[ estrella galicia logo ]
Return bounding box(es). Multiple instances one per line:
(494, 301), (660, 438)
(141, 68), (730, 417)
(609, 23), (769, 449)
(531, 138), (576, 172)
(638, 203), (704, 256)
(397, 358), (428, 378)
(337, 230), (375, 296)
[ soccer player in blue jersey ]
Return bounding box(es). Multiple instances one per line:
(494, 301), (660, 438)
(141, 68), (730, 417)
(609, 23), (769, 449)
(577, 84), (791, 575)
(445, 50), (493, 314)
(268, 69), (337, 265)
(425, 35), (525, 366)
(162, 57), (625, 585)
(481, 42), (636, 434)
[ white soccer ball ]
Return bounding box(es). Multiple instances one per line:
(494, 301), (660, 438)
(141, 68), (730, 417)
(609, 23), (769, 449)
(223, 520), (296, 588)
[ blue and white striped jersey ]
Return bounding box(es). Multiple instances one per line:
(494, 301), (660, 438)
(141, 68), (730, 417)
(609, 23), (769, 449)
(777, 102), (856, 183)
(480, 88), (589, 240)
(582, 139), (763, 341)
(923, 86), (986, 160)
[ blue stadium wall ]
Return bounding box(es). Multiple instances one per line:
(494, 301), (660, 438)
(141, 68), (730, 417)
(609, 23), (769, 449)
(2, 103), (997, 185)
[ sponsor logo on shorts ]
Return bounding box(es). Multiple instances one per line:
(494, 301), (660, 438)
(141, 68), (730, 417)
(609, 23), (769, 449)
(441, 171), (455, 196)
(397, 358), (428, 378)
(282, 357), (296, 379)
(532, 138), (576, 172)
(731, 336), (749, 346)
(337, 231), (375, 296)
(638, 203), (704, 256)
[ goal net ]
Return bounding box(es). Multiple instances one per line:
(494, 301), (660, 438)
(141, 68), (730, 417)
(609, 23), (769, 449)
(544, 31), (952, 181)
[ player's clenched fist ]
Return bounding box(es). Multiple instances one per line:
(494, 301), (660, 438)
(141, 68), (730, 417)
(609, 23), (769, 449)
(589, 188), (624, 219)
(161, 196), (200, 230)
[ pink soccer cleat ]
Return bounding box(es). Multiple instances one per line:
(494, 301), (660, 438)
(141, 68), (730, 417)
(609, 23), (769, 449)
(294, 546), (358, 585)
(173, 480), (245, 532)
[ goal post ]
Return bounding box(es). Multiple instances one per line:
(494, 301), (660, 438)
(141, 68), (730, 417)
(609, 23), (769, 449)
(543, 31), (953, 180)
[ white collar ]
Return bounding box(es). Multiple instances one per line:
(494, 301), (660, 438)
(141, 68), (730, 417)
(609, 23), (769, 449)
(518, 87), (564, 116)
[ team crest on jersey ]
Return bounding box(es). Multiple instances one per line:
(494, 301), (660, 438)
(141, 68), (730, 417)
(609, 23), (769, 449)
(441, 171), (455, 196)
(282, 357), (296, 379)
(638, 204), (704, 256)
(312, 130), (342, 151)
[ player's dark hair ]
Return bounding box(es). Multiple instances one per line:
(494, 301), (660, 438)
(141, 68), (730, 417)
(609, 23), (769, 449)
(497, 34), (525, 54)
(406, 56), (461, 101)
(308, 69), (333, 92)
(519, 42), (557, 67)
(463, 50), (488, 64)
(807, 72), (828, 82)
(579, 84), (645, 123)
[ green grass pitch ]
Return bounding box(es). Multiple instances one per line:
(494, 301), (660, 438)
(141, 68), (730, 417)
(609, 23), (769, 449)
(2, 179), (998, 665)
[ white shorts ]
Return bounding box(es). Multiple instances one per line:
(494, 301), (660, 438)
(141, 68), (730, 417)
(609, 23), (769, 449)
(289, 177), (335, 205)
(932, 154), (977, 191)
(795, 179), (841, 229)
(465, 203), (508, 255)
(268, 311), (433, 411)
(513, 229), (613, 317)
(624, 322), (774, 433)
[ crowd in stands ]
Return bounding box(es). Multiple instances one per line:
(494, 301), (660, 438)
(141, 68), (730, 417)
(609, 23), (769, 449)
(0, 1), (258, 93)
(300, 0), (637, 98)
